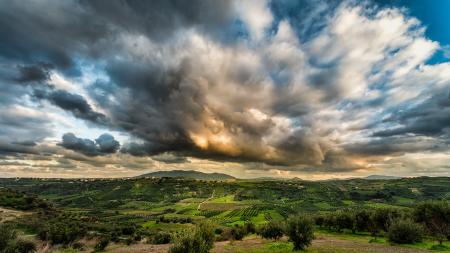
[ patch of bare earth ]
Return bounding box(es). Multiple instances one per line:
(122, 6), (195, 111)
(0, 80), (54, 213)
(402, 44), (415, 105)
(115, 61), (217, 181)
(105, 243), (170, 253)
(0, 207), (30, 223)
(213, 235), (433, 253)
(85, 235), (434, 253)
(312, 235), (432, 253)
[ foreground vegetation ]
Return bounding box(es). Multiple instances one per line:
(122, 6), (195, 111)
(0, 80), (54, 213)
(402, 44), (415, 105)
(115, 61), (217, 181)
(0, 176), (450, 252)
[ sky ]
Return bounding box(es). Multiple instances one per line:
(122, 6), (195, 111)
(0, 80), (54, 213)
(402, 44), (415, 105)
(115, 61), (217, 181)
(0, 0), (449, 179)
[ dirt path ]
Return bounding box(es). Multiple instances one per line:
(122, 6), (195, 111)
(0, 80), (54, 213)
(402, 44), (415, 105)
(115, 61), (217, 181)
(198, 189), (215, 211)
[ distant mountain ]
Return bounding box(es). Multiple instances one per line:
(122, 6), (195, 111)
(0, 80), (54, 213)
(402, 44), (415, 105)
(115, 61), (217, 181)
(137, 170), (235, 181)
(364, 175), (402, 180)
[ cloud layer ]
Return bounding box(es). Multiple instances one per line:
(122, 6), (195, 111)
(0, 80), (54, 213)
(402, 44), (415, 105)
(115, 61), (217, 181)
(0, 0), (449, 178)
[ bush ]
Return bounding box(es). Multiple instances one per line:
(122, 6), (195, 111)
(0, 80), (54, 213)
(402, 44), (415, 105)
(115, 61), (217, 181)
(37, 221), (87, 245)
(414, 201), (450, 245)
(214, 228), (223, 235)
(258, 221), (284, 240)
(286, 216), (315, 251)
(0, 224), (36, 253)
(94, 237), (110, 252)
(334, 211), (355, 233)
(354, 209), (372, 232)
(216, 226), (247, 242)
(169, 222), (215, 253)
(72, 241), (85, 250)
(13, 239), (37, 253)
(243, 222), (256, 234)
(0, 224), (16, 251)
(230, 226), (245, 241)
(152, 231), (172, 244)
(372, 208), (402, 232)
(388, 219), (423, 244)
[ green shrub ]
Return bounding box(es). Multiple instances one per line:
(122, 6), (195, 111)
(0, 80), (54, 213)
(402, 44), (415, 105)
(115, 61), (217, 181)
(94, 237), (110, 252)
(243, 222), (256, 234)
(13, 239), (37, 253)
(37, 221), (87, 245)
(214, 228), (223, 235)
(414, 201), (450, 245)
(152, 231), (172, 244)
(286, 216), (315, 251)
(354, 209), (372, 232)
(0, 224), (36, 253)
(230, 226), (245, 241)
(258, 221), (284, 240)
(388, 219), (423, 244)
(0, 224), (16, 251)
(334, 210), (355, 233)
(314, 215), (325, 228)
(169, 222), (215, 253)
(72, 241), (85, 250)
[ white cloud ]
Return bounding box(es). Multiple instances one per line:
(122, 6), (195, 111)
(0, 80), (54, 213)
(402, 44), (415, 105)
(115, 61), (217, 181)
(235, 0), (273, 41)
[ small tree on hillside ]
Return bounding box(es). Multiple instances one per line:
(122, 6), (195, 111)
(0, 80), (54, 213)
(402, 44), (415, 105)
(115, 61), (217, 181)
(285, 215), (315, 251)
(0, 224), (36, 253)
(0, 224), (16, 251)
(388, 219), (424, 244)
(354, 209), (372, 233)
(169, 222), (215, 253)
(335, 210), (355, 233)
(258, 220), (284, 240)
(414, 201), (450, 245)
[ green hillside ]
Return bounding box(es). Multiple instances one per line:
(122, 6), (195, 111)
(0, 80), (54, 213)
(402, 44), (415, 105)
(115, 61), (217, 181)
(136, 170), (236, 181)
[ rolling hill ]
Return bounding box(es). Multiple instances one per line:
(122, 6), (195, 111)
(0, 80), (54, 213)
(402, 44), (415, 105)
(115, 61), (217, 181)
(137, 170), (236, 181)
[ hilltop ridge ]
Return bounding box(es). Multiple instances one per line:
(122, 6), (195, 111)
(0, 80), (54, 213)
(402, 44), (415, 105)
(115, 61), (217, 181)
(136, 170), (235, 181)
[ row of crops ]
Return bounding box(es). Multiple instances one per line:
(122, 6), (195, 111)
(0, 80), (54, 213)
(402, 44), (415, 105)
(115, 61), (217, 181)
(225, 206), (264, 220)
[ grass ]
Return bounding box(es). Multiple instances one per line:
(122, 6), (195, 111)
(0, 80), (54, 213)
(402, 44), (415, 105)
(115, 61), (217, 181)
(142, 221), (193, 232)
(211, 195), (236, 203)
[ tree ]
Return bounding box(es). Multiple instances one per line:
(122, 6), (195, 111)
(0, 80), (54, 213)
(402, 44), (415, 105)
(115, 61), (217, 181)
(230, 226), (245, 241)
(243, 221), (256, 234)
(372, 208), (401, 232)
(13, 239), (37, 253)
(0, 224), (16, 251)
(152, 231), (172, 244)
(286, 216), (315, 251)
(335, 211), (355, 233)
(414, 201), (450, 245)
(354, 209), (371, 233)
(258, 221), (284, 240)
(0, 224), (36, 253)
(388, 219), (424, 244)
(169, 222), (215, 253)
(94, 236), (110, 252)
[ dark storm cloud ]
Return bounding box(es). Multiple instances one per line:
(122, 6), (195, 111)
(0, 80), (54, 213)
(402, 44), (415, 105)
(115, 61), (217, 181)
(60, 133), (120, 156)
(151, 152), (189, 164)
(342, 135), (445, 157)
(374, 88), (450, 137)
(11, 140), (37, 147)
(0, 107), (53, 145)
(0, 0), (240, 159)
(16, 63), (52, 83)
(0, 141), (38, 155)
(0, 0), (236, 71)
(60, 133), (98, 156)
(82, 0), (236, 42)
(35, 89), (107, 124)
(96, 133), (120, 153)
